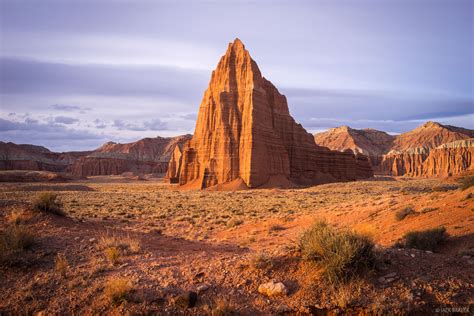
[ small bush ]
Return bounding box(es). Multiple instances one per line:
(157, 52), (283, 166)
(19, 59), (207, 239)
(211, 297), (235, 316)
(55, 253), (69, 277)
(401, 227), (447, 251)
(420, 207), (438, 214)
(395, 207), (416, 221)
(104, 278), (133, 305)
(249, 252), (274, 270)
(227, 218), (243, 228)
(32, 192), (64, 216)
(299, 221), (375, 283)
(98, 234), (141, 255)
(6, 210), (32, 225)
(431, 184), (458, 192)
(0, 225), (35, 253)
(104, 247), (120, 265)
(459, 176), (474, 191)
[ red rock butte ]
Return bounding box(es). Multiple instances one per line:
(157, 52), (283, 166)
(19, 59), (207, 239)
(169, 38), (373, 189)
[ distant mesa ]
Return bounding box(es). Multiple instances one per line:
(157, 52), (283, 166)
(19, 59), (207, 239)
(314, 121), (474, 177)
(168, 38), (373, 189)
(0, 135), (191, 178)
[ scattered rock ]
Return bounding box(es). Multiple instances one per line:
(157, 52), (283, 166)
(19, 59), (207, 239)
(196, 284), (209, 293)
(258, 280), (288, 297)
(89, 238), (96, 242)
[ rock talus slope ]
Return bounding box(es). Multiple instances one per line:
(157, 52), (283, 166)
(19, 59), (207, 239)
(173, 39), (373, 189)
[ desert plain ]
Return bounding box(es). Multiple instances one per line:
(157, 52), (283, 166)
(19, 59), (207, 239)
(1, 174), (473, 314)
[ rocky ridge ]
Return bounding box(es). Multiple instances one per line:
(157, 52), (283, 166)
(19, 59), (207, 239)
(314, 122), (474, 176)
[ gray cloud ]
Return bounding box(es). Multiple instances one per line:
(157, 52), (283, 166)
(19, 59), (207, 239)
(113, 118), (168, 131)
(54, 116), (79, 124)
(51, 104), (85, 112)
(1, 57), (208, 103)
(0, 117), (107, 151)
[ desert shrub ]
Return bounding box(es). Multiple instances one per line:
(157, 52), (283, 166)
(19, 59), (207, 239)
(104, 247), (120, 265)
(420, 207), (438, 214)
(249, 252), (274, 270)
(227, 218), (243, 228)
(0, 225), (35, 253)
(431, 184), (458, 192)
(459, 176), (474, 191)
(32, 192), (64, 216)
(395, 207), (416, 221)
(104, 278), (133, 305)
(211, 297), (235, 316)
(268, 224), (285, 232)
(98, 234), (141, 255)
(55, 253), (69, 277)
(6, 210), (32, 225)
(299, 221), (375, 283)
(400, 227), (447, 251)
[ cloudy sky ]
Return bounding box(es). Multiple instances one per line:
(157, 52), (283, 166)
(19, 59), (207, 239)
(0, 0), (472, 151)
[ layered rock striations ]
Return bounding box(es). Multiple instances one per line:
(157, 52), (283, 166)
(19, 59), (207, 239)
(171, 39), (373, 189)
(314, 126), (394, 166)
(314, 121), (474, 177)
(71, 135), (191, 177)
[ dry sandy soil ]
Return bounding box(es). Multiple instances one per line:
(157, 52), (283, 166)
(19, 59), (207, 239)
(0, 176), (473, 314)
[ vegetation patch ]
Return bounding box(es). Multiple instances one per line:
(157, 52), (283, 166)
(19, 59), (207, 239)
(299, 220), (375, 283)
(395, 207), (416, 221)
(0, 225), (35, 253)
(104, 278), (134, 305)
(399, 227), (447, 251)
(459, 176), (474, 191)
(32, 192), (64, 216)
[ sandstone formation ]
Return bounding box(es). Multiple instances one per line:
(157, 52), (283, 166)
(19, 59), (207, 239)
(71, 135), (191, 177)
(170, 39), (373, 189)
(314, 121), (474, 177)
(314, 126), (394, 166)
(0, 135), (191, 178)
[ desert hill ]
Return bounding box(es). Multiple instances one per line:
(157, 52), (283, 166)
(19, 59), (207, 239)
(169, 39), (372, 189)
(71, 135), (191, 177)
(0, 135), (191, 177)
(314, 121), (474, 176)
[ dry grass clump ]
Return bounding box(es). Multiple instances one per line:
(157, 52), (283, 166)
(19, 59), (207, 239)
(299, 220), (375, 284)
(98, 234), (141, 265)
(459, 176), (474, 191)
(399, 227), (447, 251)
(104, 278), (133, 305)
(55, 253), (69, 277)
(0, 225), (35, 253)
(32, 192), (64, 216)
(6, 210), (32, 225)
(104, 247), (121, 265)
(248, 251), (274, 270)
(395, 206), (416, 221)
(211, 297), (236, 315)
(98, 234), (141, 255)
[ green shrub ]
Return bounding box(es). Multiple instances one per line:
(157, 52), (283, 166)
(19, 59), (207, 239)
(299, 221), (375, 283)
(32, 192), (64, 216)
(401, 227), (447, 251)
(459, 176), (474, 191)
(395, 207), (416, 221)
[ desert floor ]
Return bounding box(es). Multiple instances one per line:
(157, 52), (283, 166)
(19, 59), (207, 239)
(1, 176), (473, 314)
